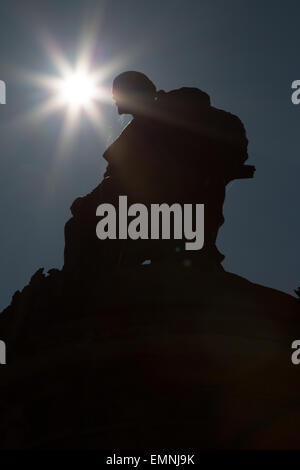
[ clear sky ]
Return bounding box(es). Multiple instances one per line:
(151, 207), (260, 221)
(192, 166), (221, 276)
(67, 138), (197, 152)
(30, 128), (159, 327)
(0, 0), (299, 311)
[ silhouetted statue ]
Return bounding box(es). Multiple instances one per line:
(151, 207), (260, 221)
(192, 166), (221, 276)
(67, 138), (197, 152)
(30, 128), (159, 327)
(4, 73), (300, 454)
(63, 71), (255, 277)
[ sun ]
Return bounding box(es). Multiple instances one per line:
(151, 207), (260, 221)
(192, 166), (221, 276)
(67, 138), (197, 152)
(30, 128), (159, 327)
(14, 26), (126, 157)
(59, 71), (97, 108)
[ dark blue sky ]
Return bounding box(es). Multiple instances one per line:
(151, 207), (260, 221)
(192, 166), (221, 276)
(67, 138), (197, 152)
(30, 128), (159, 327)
(0, 0), (299, 310)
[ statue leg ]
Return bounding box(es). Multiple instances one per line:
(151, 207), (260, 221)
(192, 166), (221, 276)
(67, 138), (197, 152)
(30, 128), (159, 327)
(63, 177), (123, 280)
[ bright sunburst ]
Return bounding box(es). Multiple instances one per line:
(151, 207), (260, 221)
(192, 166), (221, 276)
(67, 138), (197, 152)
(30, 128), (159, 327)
(13, 29), (127, 158)
(59, 71), (98, 108)
(9, 12), (134, 163)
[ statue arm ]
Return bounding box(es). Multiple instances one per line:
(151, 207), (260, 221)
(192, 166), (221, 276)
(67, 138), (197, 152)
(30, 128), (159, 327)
(225, 164), (256, 184)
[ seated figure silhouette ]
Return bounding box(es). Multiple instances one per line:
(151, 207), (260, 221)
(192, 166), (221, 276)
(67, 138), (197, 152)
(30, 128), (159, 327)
(63, 71), (255, 278)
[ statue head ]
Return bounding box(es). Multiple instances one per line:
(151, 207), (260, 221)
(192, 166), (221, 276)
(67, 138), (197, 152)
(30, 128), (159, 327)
(112, 71), (157, 117)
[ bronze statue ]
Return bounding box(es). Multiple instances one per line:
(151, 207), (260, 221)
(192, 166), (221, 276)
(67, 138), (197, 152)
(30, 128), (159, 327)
(63, 71), (255, 276)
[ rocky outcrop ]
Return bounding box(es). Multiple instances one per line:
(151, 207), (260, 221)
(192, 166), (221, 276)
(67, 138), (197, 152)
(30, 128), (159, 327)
(0, 261), (299, 449)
